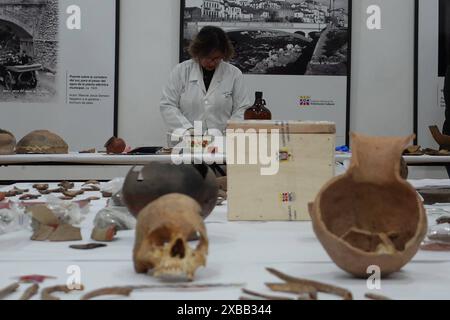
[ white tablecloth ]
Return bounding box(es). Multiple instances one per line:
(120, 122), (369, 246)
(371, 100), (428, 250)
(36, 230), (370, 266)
(1, 153), (450, 166)
(1, 181), (450, 300)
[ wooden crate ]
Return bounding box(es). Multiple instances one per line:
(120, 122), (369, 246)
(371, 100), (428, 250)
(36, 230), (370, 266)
(226, 121), (336, 221)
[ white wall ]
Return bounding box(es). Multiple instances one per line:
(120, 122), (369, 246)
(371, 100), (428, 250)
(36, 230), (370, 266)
(350, 0), (415, 136)
(118, 0), (181, 147)
(348, 0), (445, 178)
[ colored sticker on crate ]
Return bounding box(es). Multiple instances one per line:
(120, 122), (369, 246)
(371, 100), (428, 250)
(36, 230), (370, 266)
(280, 192), (295, 203)
(278, 148), (292, 162)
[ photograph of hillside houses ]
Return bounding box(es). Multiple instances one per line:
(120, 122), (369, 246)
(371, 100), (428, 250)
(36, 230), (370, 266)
(181, 0), (350, 76)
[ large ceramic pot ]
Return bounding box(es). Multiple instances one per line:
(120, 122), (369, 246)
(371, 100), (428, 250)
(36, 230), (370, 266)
(309, 133), (427, 278)
(0, 129), (16, 155)
(122, 162), (218, 219)
(16, 130), (68, 154)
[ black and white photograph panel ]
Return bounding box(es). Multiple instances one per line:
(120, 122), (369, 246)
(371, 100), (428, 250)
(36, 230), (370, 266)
(181, 0), (350, 76)
(0, 0), (58, 102)
(439, 0), (450, 77)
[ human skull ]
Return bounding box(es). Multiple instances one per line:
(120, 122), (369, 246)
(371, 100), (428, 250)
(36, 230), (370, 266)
(133, 194), (208, 281)
(16, 130), (68, 154)
(0, 129), (16, 155)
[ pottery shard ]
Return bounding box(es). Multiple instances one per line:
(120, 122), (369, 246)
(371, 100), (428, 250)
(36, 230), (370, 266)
(31, 225), (55, 241)
(417, 188), (450, 205)
(16, 130), (68, 154)
(48, 224), (82, 242)
(0, 129), (16, 155)
(28, 205), (59, 226)
(91, 226), (116, 242)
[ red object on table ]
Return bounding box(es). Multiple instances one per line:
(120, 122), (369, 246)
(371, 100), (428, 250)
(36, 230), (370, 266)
(19, 275), (57, 283)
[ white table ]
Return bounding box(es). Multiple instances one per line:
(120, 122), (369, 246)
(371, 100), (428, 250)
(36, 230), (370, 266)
(0, 153), (226, 182)
(335, 153), (450, 165)
(1, 180), (450, 300)
(0, 153), (225, 166)
(0, 153), (449, 166)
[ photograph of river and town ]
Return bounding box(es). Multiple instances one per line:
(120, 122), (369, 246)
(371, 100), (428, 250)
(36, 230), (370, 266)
(182, 0), (349, 75)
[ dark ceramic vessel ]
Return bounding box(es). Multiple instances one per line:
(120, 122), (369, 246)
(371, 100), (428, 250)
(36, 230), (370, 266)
(122, 162), (219, 219)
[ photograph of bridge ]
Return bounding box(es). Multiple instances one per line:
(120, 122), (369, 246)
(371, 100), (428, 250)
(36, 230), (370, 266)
(439, 0), (450, 77)
(0, 0), (58, 102)
(181, 0), (350, 76)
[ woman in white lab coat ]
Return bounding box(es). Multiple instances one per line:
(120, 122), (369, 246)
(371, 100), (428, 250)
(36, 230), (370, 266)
(160, 26), (251, 140)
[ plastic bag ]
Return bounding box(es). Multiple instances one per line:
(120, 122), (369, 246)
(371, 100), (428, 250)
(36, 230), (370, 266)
(427, 223), (450, 243)
(43, 194), (90, 226)
(93, 207), (136, 231)
(0, 204), (30, 235)
(101, 178), (125, 195)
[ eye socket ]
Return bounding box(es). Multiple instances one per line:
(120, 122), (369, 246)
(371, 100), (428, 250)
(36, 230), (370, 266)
(148, 226), (172, 246)
(188, 231), (203, 250)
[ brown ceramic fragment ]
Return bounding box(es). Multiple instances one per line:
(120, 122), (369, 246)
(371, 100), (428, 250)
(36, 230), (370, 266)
(59, 196), (74, 201)
(91, 226), (116, 242)
(70, 243), (107, 250)
(28, 205), (59, 226)
(79, 148), (96, 154)
(0, 283), (19, 300)
(105, 137), (126, 154)
(19, 194), (41, 201)
(423, 148), (450, 156)
(101, 191), (113, 198)
(365, 293), (392, 300)
(417, 188), (450, 205)
(48, 224), (82, 242)
(6, 187), (29, 197)
(41, 285), (84, 300)
(403, 145), (422, 155)
(436, 216), (450, 225)
(31, 225), (55, 241)
(81, 287), (133, 300)
(421, 242), (450, 251)
(33, 184), (49, 191)
(239, 269), (351, 301)
(62, 190), (84, 198)
(81, 196), (101, 202)
(4, 190), (18, 197)
(81, 185), (100, 192)
(58, 181), (75, 190)
(83, 180), (100, 185)
(20, 284), (39, 300)
(44, 187), (64, 194)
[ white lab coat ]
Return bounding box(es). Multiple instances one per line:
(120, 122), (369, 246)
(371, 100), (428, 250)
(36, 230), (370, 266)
(160, 59), (251, 135)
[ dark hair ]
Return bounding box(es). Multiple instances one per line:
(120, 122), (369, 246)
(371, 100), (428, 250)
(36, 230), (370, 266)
(188, 26), (234, 61)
